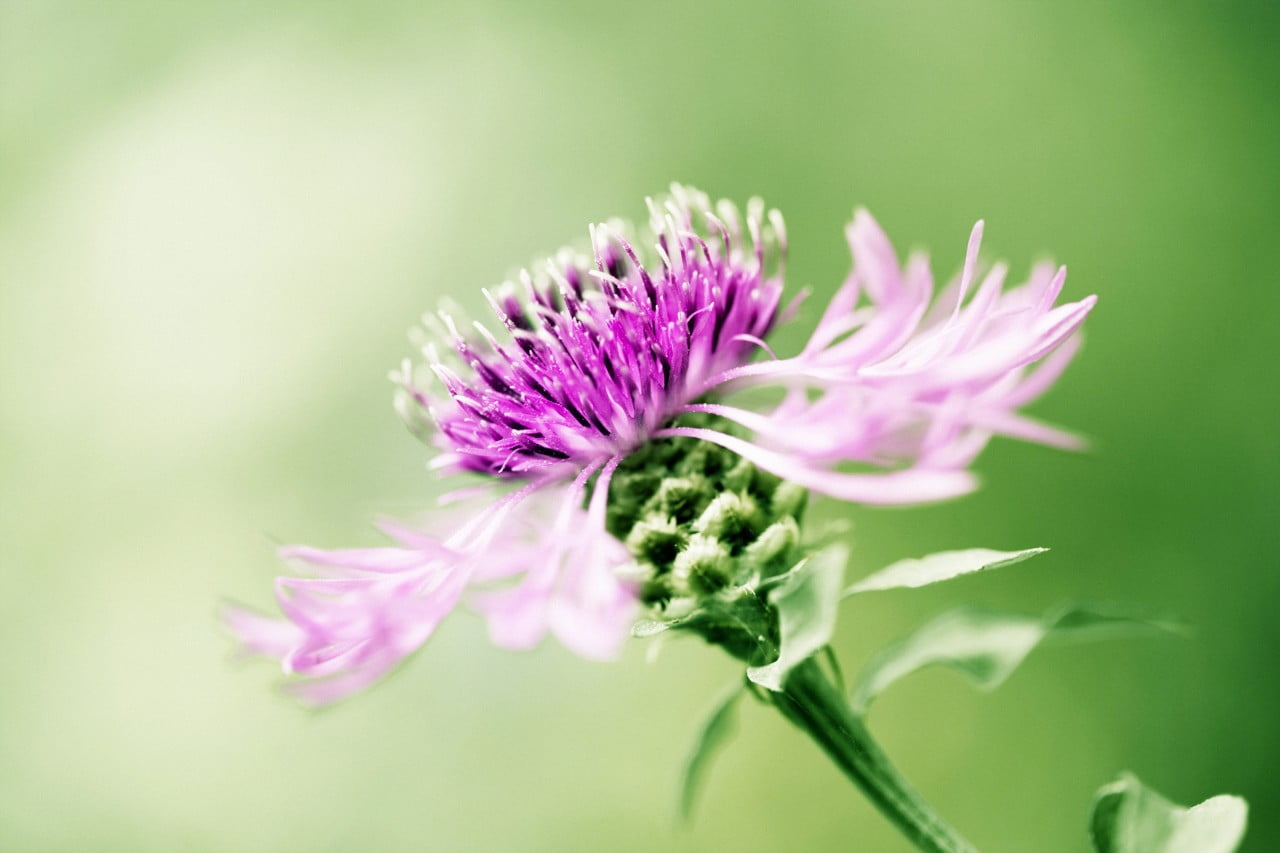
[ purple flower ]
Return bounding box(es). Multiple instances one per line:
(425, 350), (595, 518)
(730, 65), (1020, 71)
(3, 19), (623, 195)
(226, 186), (1095, 703)
(396, 186), (789, 481)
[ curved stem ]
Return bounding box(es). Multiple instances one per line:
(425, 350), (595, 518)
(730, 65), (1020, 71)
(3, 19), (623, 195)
(770, 657), (976, 853)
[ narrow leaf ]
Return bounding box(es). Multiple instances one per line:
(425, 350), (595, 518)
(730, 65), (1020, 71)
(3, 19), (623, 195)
(1090, 772), (1247, 853)
(747, 544), (847, 691)
(851, 602), (1175, 713)
(678, 681), (744, 823)
(844, 547), (1047, 597)
(632, 617), (683, 638)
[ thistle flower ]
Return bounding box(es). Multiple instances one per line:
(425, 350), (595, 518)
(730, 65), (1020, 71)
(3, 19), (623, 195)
(225, 185), (1095, 703)
(398, 185), (788, 482)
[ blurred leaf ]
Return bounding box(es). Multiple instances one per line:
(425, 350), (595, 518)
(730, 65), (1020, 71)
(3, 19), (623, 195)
(1090, 773), (1247, 853)
(632, 617), (683, 638)
(851, 603), (1176, 713)
(747, 545), (847, 691)
(678, 681), (744, 824)
(843, 547), (1047, 597)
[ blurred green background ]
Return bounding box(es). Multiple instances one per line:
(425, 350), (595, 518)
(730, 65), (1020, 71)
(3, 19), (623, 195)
(2, 1), (1277, 850)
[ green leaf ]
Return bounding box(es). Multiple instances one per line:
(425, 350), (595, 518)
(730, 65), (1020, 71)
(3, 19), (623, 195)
(678, 681), (744, 823)
(1090, 772), (1247, 853)
(843, 547), (1047, 597)
(851, 602), (1176, 713)
(747, 544), (847, 691)
(632, 617), (683, 638)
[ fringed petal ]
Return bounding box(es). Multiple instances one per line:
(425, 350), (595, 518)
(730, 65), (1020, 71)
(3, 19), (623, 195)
(656, 426), (977, 505)
(717, 212), (1095, 488)
(468, 469), (638, 659)
(224, 527), (474, 704)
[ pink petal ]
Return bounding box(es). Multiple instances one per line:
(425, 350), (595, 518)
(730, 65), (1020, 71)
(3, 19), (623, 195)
(657, 426), (977, 505)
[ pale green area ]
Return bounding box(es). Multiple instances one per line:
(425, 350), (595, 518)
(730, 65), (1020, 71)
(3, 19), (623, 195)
(2, 1), (1277, 851)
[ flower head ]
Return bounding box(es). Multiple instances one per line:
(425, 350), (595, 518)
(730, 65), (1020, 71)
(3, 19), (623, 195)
(225, 186), (1095, 703)
(395, 186), (788, 480)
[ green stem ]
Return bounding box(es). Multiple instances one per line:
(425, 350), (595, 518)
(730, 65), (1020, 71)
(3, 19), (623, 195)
(770, 657), (977, 853)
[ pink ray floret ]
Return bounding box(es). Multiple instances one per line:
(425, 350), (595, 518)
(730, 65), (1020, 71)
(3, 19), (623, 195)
(225, 477), (637, 705)
(659, 209), (1096, 496)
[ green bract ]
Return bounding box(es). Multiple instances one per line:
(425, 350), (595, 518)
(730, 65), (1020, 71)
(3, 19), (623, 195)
(607, 417), (808, 665)
(746, 546), (847, 691)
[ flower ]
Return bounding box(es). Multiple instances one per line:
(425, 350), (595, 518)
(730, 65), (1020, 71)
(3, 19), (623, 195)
(225, 186), (1095, 703)
(395, 185), (789, 482)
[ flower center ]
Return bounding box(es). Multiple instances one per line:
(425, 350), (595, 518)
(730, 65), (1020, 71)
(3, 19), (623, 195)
(605, 415), (808, 613)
